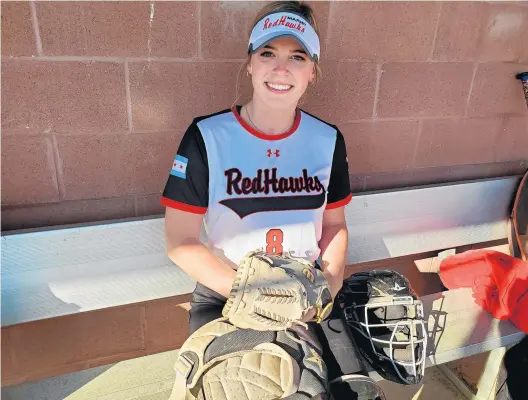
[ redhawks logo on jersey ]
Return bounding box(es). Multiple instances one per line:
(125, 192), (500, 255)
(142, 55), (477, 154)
(224, 168), (323, 195)
(219, 167), (326, 218)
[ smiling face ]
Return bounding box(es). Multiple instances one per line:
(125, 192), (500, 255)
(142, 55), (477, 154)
(247, 36), (315, 109)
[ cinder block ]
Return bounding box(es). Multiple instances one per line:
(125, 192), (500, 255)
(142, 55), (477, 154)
(201, 1), (264, 59)
(467, 62), (528, 117)
(377, 62), (474, 118)
(303, 62), (377, 123)
(326, 2), (440, 61)
(129, 62), (241, 131)
(136, 194), (164, 217)
(1, 61), (127, 134)
(420, 161), (526, 184)
(201, 1), (329, 59)
(1, 2), (36, 56)
(495, 116), (528, 162)
(1, 135), (59, 205)
(341, 120), (419, 174)
(349, 175), (365, 193)
(1, 197), (136, 231)
(415, 118), (500, 168)
(479, 3), (528, 62)
(364, 171), (419, 191)
(56, 132), (179, 200)
(434, 3), (528, 62)
(37, 2), (198, 57)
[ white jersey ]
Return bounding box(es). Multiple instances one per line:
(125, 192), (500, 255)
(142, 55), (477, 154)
(161, 106), (351, 266)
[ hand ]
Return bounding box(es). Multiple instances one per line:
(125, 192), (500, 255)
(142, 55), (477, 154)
(331, 280), (343, 300)
(323, 271), (342, 300)
(301, 307), (317, 323)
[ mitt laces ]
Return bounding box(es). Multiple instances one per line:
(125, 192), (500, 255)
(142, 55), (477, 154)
(252, 308), (309, 344)
(285, 320), (310, 344)
(246, 249), (315, 344)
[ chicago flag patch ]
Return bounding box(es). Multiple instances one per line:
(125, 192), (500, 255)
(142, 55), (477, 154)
(170, 155), (188, 179)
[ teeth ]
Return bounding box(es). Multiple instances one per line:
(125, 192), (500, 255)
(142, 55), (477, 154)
(267, 82), (292, 91)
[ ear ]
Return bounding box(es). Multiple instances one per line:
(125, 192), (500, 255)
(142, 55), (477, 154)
(246, 54), (253, 74)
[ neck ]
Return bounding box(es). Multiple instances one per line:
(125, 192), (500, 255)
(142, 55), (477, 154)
(243, 98), (297, 135)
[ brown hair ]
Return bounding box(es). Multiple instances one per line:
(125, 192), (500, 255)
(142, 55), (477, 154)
(234, 1), (322, 106)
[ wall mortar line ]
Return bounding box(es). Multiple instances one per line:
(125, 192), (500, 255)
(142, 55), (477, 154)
(124, 59), (134, 132)
(133, 196), (139, 217)
(339, 115), (470, 125)
(140, 306), (147, 351)
(325, 1), (335, 51)
(428, 2), (443, 61)
(464, 62), (479, 117)
(197, 2), (202, 59)
(412, 120), (423, 168)
(6, 56), (247, 63)
(29, 1), (43, 56)
(50, 134), (66, 201)
(371, 64), (383, 118)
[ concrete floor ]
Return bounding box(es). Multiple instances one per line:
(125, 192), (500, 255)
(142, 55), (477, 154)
(2, 349), (468, 400)
(377, 368), (467, 400)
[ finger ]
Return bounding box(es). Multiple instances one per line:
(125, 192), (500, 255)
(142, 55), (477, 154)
(301, 307), (317, 323)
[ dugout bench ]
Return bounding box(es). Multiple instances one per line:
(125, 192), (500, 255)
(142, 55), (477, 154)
(1, 175), (526, 398)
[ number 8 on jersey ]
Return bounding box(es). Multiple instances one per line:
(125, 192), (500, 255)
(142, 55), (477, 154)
(266, 229), (284, 255)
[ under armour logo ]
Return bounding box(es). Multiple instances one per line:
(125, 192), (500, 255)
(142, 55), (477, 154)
(267, 149), (280, 158)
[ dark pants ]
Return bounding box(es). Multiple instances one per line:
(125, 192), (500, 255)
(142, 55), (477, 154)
(188, 282), (227, 334)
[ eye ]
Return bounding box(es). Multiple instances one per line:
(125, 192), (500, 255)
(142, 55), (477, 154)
(292, 54), (307, 61)
(260, 51), (274, 57)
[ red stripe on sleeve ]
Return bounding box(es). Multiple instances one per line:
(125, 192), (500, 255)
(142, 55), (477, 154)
(160, 197), (207, 214)
(326, 193), (352, 210)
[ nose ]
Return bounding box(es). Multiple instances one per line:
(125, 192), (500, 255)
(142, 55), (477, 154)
(273, 56), (290, 74)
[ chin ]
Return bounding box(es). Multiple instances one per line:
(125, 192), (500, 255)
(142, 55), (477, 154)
(257, 89), (303, 109)
(265, 96), (301, 110)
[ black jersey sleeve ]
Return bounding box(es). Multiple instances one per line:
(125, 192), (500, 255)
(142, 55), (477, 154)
(160, 121), (209, 214)
(326, 129), (352, 209)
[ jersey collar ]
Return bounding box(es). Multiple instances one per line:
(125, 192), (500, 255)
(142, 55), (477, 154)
(232, 105), (301, 141)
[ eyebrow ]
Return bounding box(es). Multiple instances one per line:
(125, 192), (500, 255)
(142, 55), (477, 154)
(263, 44), (307, 54)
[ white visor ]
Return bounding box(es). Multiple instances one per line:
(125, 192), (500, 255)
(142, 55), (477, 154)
(248, 12), (320, 62)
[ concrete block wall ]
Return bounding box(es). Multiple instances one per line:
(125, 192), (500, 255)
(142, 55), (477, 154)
(2, 1), (528, 231)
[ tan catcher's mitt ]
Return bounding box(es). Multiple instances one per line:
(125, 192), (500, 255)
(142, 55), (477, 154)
(222, 250), (334, 331)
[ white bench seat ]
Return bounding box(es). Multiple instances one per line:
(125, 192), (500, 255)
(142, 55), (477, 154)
(1, 176), (520, 327)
